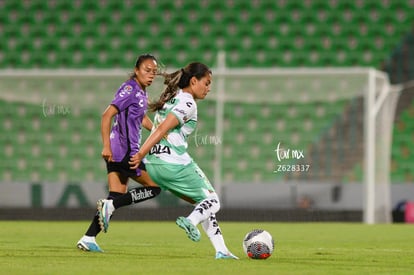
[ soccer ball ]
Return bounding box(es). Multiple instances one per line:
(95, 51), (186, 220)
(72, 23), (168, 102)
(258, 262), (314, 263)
(242, 229), (274, 259)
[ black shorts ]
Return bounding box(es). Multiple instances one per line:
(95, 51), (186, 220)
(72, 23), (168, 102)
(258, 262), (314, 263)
(106, 155), (146, 178)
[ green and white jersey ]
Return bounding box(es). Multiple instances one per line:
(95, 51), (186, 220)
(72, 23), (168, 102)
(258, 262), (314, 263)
(146, 89), (197, 165)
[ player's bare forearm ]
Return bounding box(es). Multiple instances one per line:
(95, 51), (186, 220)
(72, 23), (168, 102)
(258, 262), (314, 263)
(139, 127), (167, 158)
(101, 106), (116, 147)
(140, 113), (179, 157)
(101, 117), (112, 147)
(130, 113), (179, 168)
(129, 130), (163, 169)
(100, 105), (118, 162)
(142, 115), (153, 131)
(100, 115), (113, 161)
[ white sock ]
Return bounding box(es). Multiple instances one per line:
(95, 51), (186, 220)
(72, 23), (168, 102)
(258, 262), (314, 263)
(187, 193), (220, 226)
(201, 214), (229, 253)
(81, 235), (96, 242)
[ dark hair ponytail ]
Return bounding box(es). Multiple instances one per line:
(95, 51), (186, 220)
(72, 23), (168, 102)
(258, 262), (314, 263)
(149, 62), (211, 112)
(149, 69), (183, 112)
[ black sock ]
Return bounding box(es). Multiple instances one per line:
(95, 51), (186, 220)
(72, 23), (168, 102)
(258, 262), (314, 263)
(85, 214), (101, 237)
(84, 192), (123, 237)
(108, 191), (124, 200)
(113, 186), (161, 209)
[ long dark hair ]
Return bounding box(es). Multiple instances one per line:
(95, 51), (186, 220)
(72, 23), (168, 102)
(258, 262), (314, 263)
(128, 53), (158, 80)
(149, 62), (211, 111)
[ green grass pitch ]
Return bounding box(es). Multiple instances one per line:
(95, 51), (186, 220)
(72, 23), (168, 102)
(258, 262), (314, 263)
(0, 221), (413, 274)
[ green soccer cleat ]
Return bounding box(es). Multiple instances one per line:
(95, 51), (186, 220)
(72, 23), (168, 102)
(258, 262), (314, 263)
(175, 216), (201, 242)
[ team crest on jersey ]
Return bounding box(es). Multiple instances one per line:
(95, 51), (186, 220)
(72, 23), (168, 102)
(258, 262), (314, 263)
(123, 85), (133, 93)
(118, 84), (133, 98)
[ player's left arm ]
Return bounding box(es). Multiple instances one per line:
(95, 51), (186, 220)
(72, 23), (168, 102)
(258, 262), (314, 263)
(129, 113), (179, 169)
(142, 115), (153, 131)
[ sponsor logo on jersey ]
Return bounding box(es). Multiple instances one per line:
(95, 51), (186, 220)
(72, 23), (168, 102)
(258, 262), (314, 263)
(149, 144), (171, 155)
(173, 107), (187, 116)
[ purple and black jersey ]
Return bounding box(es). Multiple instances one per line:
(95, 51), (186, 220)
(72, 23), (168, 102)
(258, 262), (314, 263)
(109, 79), (148, 162)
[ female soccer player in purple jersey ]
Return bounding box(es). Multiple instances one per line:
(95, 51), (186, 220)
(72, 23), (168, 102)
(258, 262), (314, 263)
(77, 54), (161, 252)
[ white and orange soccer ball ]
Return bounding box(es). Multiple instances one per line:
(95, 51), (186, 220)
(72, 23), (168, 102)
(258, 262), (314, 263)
(242, 229), (274, 259)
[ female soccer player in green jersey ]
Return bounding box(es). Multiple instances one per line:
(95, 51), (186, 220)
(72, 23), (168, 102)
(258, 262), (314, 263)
(100, 62), (238, 259)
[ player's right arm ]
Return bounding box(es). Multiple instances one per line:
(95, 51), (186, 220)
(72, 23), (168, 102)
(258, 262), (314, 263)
(101, 105), (118, 162)
(142, 115), (153, 131)
(129, 113), (179, 169)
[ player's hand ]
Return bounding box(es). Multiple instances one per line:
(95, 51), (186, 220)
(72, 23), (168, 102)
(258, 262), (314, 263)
(129, 153), (142, 169)
(102, 147), (113, 162)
